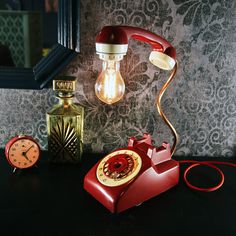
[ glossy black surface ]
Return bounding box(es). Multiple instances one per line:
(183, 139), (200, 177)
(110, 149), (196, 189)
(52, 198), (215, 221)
(0, 150), (236, 236)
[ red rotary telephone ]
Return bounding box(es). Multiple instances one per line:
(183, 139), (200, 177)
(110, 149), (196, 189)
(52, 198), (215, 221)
(84, 134), (179, 213)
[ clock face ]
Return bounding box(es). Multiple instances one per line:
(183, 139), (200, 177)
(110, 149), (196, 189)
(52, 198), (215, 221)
(7, 137), (40, 169)
(96, 149), (142, 187)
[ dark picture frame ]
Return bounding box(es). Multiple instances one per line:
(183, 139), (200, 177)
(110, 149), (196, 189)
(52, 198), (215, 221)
(0, 0), (80, 89)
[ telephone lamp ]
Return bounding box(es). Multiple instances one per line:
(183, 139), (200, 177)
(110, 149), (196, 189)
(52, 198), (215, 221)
(84, 27), (236, 214)
(95, 26), (178, 155)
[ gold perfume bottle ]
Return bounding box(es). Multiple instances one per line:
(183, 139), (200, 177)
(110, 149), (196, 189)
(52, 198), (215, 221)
(47, 76), (84, 163)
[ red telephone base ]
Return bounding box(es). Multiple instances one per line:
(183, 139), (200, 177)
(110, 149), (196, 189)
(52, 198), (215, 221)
(84, 134), (179, 213)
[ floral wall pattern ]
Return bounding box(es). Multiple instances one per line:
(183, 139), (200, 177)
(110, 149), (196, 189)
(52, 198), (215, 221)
(0, 0), (235, 157)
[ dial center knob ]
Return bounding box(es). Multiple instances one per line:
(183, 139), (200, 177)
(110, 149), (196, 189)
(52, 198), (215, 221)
(107, 154), (129, 173)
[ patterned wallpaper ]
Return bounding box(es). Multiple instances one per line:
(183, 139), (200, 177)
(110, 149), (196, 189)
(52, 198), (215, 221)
(0, 0), (235, 157)
(0, 11), (42, 67)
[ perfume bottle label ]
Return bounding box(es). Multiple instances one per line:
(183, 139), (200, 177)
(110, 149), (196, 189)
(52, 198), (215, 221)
(53, 80), (76, 92)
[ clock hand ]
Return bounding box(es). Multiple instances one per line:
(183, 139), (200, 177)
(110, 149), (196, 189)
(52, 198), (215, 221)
(22, 145), (34, 161)
(25, 145), (34, 154)
(22, 152), (30, 161)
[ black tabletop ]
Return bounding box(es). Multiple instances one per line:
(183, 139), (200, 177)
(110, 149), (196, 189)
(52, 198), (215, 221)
(0, 150), (236, 236)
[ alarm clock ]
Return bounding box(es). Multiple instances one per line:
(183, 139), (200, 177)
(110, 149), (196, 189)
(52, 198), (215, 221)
(84, 133), (179, 213)
(5, 135), (41, 171)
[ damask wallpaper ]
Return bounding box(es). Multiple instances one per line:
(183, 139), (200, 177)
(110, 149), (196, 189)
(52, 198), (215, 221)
(0, 0), (235, 157)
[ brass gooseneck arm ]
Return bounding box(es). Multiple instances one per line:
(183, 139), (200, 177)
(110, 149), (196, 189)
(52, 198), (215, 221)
(156, 62), (178, 156)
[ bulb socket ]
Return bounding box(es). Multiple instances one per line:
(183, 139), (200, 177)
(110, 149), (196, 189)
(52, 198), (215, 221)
(96, 43), (128, 61)
(98, 53), (124, 61)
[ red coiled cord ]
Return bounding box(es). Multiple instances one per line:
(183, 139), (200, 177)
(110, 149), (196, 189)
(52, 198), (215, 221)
(179, 160), (236, 192)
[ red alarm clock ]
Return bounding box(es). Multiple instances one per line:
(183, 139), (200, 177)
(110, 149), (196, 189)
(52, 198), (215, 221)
(84, 133), (179, 213)
(5, 135), (41, 171)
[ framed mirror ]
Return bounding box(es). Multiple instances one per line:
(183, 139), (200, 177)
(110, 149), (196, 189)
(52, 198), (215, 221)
(0, 0), (80, 89)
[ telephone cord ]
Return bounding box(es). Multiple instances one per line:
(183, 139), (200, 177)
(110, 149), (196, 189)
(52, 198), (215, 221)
(178, 160), (236, 192)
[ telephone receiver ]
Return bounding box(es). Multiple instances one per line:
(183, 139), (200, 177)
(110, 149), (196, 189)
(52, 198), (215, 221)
(84, 133), (179, 213)
(95, 25), (176, 71)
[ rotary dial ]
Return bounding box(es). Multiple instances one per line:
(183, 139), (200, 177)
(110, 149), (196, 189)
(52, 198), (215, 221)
(96, 149), (142, 187)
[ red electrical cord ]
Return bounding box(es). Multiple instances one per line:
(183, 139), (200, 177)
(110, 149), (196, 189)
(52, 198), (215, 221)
(179, 160), (236, 192)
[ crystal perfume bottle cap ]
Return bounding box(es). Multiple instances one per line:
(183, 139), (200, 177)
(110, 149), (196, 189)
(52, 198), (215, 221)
(53, 76), (77, 93)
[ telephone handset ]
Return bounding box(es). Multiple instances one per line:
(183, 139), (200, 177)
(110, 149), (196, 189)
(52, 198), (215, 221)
(84, 133), (179, 213)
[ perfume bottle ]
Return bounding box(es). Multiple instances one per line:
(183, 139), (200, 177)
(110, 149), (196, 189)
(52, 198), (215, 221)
(47, 76), (84, 163)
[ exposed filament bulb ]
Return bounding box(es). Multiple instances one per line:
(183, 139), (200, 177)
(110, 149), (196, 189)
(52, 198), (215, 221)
(95, 60), (125, 105)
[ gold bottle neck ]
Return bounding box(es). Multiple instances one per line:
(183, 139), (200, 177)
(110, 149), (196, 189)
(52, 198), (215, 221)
(57, 93), (74, 106)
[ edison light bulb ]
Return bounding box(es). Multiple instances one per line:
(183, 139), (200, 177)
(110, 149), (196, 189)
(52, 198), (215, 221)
(95, 60), (125, 105)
